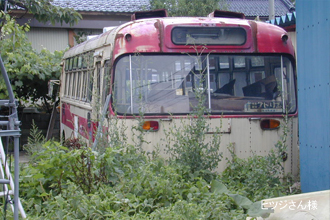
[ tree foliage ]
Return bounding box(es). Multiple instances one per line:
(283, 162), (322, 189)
(0, 12), (62, 105)
(150, 0), (228, 17)
(0, 1), (81, 106)
(1, 0), (82, 26)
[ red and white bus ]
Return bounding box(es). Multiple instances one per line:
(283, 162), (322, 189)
(60, 10), (298, 174)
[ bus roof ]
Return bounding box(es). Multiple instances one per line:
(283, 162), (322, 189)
(63, 14), (294, 60)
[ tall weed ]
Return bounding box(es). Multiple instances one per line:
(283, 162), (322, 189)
(163, 54), (222, 176)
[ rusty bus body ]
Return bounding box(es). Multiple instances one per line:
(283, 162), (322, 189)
(60, 10), (298, 174)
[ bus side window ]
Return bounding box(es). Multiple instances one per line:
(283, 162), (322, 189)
(65, 72), (70, 97)
(87, 70), (93, 102)
(102, 60), (111, 104)
(81, 71), (87, 101)
(65, 59), (69, 71)
(76, 71), (81, 100)
(72, 72), (77, 99)
(69, 58), (73, 70)
(96, 62), (101, 99)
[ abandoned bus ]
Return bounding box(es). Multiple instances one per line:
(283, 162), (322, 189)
(60, 10), (298, 174)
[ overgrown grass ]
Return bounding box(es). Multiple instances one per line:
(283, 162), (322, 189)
(16, 142), (283, 219)
(1, 114), (299, 219)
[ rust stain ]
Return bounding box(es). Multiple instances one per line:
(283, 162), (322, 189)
(114, 31), (128, 57)
(248, 20), (258, 53)
(154, 20), (163, 51)
(115, 33), (124, 39)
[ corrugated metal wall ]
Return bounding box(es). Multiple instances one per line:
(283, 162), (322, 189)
(26, 28), (69, 53)
(296, 1), (330, 192)
(26, 28), (103, 53)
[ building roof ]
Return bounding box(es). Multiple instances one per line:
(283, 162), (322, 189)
(224, 0), (295, 18)
(51, 0), (294, 17)
(52, 0), (150, 13)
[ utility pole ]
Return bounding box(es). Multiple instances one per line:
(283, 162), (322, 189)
(269, 0), (275, 20)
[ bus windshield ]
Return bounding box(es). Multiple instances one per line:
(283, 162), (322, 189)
(114, 54), (296, 115)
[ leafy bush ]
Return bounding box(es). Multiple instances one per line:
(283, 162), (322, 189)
(7, 136), (300, 219)
(221, 115), (300, 202)
(221, 145), (297, 202)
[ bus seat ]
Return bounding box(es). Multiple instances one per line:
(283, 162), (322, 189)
(214, 79), (236, 95)
(243, 75), (277, 99)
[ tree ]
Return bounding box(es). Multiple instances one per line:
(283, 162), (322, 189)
(1, 0), (81, 26)
(0, 12), (62, 108)
(150, 0), (227, 17)
(0, 1), (81, 108)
